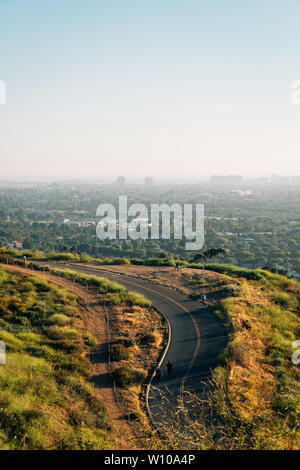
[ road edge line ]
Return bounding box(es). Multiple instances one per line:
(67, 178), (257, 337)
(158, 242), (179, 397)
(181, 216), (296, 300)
(144, 304), (172, 436)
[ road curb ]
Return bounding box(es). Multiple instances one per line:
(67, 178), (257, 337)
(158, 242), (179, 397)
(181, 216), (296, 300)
(144, 304), (172, 435)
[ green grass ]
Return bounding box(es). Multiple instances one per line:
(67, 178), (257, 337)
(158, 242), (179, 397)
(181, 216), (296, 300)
(28, 264), (153, 308)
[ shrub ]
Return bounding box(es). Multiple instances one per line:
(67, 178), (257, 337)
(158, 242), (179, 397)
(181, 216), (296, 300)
(140, 333), (156, 344)
(46, 326), (78, 341)
(64, 328), (79, 340)
(79, 254), (94, 263)
(48, 252), (80, 261)
(26, 346), (46, 357)
(0, 331), (23, 351)
(110, 344), (130, 361)
(46, 325), (66, 340)
(48, 313), (70, 326)
(84, 333), (99, 347)
(273, 292), (295, 309)
(110, 258), (131, 265)
(112, 366), (146, 387)
(126, 292), (152, 308)
(115, 337), (136, 347)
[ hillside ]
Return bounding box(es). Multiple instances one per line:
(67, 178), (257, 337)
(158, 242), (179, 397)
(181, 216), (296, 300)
(57, 262), (300, 449)
(0, 257), (299, 450)
(0, 265), (164, 450)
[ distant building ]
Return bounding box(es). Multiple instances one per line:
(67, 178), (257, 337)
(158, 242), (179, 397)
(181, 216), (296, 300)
(210, 175), (242, 186)
(116, 176), (126, 185)
(270, 174), (290, 185)
(144, 177), (154, 185)
(12, 241), (22, 249)
(291, 176), (300, 185)
(248, 177), (268, 185)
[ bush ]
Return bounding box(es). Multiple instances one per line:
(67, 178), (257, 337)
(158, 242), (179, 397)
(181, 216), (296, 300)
(48, 314), (70, 326)
(46, 325), (66, 340)
(126, 292), (152, 308)
(112, 366), (146, 387)
(273, 292), (295, 309)
(140, 333), (156, 344)
(84, 333), (99, 347)
(48, 252), (80, 261)
(110, 258), (131, 265)
(115, 337), (136, 347)
(110, 344), (130, 361)
(0, 331), (23, 351)
(46, 326), (78, 341)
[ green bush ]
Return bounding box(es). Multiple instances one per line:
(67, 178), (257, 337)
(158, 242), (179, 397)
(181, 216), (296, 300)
(112, 366), (146, 387)
(273, 292), (295, 309)
(110, 344), (130, 361)
(84, 333), (99, 347)
(46, 325), (67, 340)
(110, 258), (131, 265)
(48, 313), (70, 326)
(48, 252), (80, 261)
(126, 292), (152, 307)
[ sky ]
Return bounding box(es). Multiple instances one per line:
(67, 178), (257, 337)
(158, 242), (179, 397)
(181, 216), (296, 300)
(0, 0), (300, 181)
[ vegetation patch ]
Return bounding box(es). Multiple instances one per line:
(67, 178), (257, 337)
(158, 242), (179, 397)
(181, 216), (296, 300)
(0, 266), (112, 450)
(195, 268), (300, 449)
(113, 367), (146, 388)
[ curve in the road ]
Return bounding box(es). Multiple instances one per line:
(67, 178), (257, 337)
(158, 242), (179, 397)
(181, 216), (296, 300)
(44, 262), (227, 432)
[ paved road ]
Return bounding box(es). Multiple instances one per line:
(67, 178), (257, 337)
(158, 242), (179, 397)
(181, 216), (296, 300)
(41, 262), (227, 433)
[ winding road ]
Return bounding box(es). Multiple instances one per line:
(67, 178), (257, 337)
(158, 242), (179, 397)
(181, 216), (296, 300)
(41, 262), (227, 433)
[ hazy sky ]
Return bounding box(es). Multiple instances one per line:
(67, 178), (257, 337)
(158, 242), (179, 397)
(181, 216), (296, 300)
(0, 0), (300, 180)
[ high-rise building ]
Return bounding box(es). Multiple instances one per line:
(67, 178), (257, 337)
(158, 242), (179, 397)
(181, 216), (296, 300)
(116, 176), (126, 185)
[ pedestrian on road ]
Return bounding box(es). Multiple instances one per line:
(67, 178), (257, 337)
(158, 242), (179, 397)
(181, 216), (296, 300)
(156, 368), (162, 384)
(166, 361), (173, 376)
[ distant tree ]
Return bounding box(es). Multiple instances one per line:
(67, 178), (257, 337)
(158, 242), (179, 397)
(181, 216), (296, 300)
(159, 252), (168, 259)
(192, 248), (229, 301)
(193, 248), (228, 264)
(22, 238), (32, 249)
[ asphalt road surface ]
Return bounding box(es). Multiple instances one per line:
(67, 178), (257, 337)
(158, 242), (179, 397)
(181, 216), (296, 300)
(42, 262), (227, 434)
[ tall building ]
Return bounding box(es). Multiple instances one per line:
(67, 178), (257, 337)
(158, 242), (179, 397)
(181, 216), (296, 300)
(116, 176), (126, 185)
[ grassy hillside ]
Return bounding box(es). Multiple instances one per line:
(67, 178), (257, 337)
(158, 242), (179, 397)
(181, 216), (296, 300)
(1, 251), (299, 450)
(180, 267), (300, 449)
(0, 267), (113, 450)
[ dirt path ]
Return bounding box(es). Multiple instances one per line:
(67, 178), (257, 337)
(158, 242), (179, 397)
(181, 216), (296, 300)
(3, 265), (138, 450)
